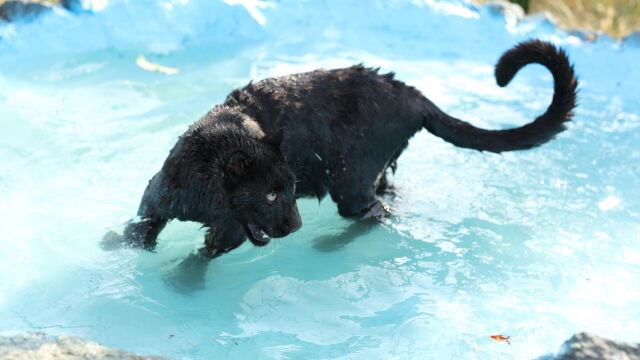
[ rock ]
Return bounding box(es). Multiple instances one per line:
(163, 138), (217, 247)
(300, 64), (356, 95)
(0, 0), (85, 23)
(60, 0), (84, 13)
(565, 29), (598, 43)
(0, 332), (171, 360)
(553, 332), (640, 360)
(481, 0), (526, 19)
(0, 1), (52, 22)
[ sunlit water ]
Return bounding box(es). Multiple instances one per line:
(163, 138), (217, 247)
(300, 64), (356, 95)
(1, 1), (639, 359)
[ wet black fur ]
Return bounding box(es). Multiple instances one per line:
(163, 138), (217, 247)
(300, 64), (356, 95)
(103, 40), (577, 259)
(102, 107), (302, 258)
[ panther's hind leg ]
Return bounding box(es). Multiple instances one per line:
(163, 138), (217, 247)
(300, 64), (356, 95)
(330, 176), (390, 220)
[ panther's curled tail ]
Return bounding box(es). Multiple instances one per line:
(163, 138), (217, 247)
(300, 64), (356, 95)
(423, 40), (578, 153)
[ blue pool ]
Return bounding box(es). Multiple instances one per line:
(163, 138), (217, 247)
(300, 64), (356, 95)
(1, 0), (639, 358)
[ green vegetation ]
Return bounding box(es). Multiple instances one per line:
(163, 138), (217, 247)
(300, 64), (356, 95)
(508, 0), (530, 12)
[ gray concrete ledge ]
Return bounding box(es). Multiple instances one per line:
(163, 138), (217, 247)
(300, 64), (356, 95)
(541, 332), (640, 360)
(0, 332), (170, 360)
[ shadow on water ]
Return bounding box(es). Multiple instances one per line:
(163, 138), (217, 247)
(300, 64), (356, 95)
(312, 218), (378, 252)
(163, 253), (210, 294)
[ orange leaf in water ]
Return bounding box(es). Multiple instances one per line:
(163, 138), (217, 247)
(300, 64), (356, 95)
(489, 335), (511, 344)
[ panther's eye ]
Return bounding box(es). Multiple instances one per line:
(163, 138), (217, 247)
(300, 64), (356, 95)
(266, 191), (278, 203)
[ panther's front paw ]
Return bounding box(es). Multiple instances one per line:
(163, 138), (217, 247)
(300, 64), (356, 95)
(360, 200), (390, 220)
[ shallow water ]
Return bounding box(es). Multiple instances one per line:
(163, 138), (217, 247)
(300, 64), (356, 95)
(1, 0), (640, 359)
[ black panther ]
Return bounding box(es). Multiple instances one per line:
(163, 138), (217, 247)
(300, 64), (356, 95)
(102, 40), (577, 259)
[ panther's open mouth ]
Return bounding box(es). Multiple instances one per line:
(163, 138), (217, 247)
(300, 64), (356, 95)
(244, 223), (271, 246)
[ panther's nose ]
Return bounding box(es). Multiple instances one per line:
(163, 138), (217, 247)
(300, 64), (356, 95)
(276, 203), (302, 236)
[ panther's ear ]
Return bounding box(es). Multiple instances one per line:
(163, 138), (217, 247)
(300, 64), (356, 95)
(264, 127), (284, 148)
(224, 151), (254, 179)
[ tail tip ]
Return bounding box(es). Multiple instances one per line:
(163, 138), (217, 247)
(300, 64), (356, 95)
(494, 39), (569, 88)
